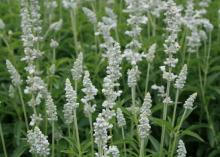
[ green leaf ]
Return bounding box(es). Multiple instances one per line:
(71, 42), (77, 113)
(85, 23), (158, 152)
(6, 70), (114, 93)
(181, 130), (205, 142)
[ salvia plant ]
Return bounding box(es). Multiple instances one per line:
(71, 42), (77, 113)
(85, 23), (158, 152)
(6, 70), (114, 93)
(1, 0), (220, 156)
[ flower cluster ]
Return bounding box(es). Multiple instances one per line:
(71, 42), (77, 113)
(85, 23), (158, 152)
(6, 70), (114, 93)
(82, 7), (97, 25)
(116, 108), (126, 128)
(63, 78), (79, 124)
(93, 114), (113, 151)
(81, 70), (98, 117)
(6, 60), (22, 87)
(177, 139), (187, 157)
(145, 44), (157, 63)
(106, 145), (120, 157)
(71, 52), (83, 81)
(138, 93), (152, 139)
(123, 0), (149, 65)
(182, 0), (213, 53)
(183, 93), (197, 110)
(49, 19), (63, 32)
(27, 127), (50, 156)
(175, 64), (188, 89)
(62, 0), (77, 9)
(127, 65), (141, 88)
(45, 93), (58, 122)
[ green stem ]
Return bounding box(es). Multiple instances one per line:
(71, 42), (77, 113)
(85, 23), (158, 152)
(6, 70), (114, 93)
(170, 109), (187, 157)
(171, 90), (180, 127)
(74, 110), (81, 157)
(145, 63), (151, 93)
(18, 86), (29, 131)
(159, 66), (172, 156)
(89, 114), (94, 157)
(131, 86), (136, 108)
(139, 139), (145, 157)
(0, 124), (8, 157)
(122, 127), (127, 157)
(52, 122), (55, 157)
(70, 9), (79, 53)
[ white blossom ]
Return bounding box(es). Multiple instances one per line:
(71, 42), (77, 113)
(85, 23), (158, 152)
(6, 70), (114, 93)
(62, 0), (77, 9)
(81, 70), (98, 117)
(140, 93), (152, 116)
(138, 111), (151, 139)
(163, 96), (173, 104)
(50, 39), (59, 49)
(63, 78), (79, 124)
(49, 19), (63, 32)
(106, 145), (120, 157)
(177, 139), (187, 157)
(138, 93), (152, 139)
(116, 108), (126, 127)
(123, 0), (149, 65)
(145, 43), (157, 63)
(94, 114), (113, 149)
(9, 85), (15, 98)
(24, 76), (48, 96)
(82, 7), (97, 24)
(71, 52), (83, 81)
(45, 93), (58, 122)
(29, 113), (43, 126)
(0, 19), (5, 30)
(127, 65), (141, 88)
(160, 66), (177, 82)
(151, 84), (166, 98)
(6, 60), (22, 87)
(183, 93), (197, 110)
(175, 64), (187, 89)
(27, 127), (50, 156)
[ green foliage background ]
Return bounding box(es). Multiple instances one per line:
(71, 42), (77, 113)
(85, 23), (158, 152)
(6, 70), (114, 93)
(0, 0), (220, 156)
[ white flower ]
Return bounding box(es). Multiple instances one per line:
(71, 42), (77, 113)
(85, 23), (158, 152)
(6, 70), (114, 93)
(105, 8), (117, 25)
(0, 19), (5, 30)
(183, 93), (197, 110)
(46, 93), (58, 122)
(63, 78), (79, 124)
(94, 114), (113, 149)
(138, 93), (152, 139)
(175, 64), (187, 89)
(71, 52), (83, 81)
(81, 70), (98, 117)
(163, 96), (173, 104)
(160, 66), (177, 82)
(177, 139), (187, 157)
(106, 145), (120, 157)
(138, 111), (151, 139)
(50, 39), (59, 49)
(25, 76), (48, 96)
(6, 60), (22, 87)
(116, 108), (126, 127)
(62, 0), (77, 9)
(127, 65), (141, 88)
(123, 0), (149, 66)
(27, 127), (50, 156)
(123, 48), (144, 65)
(151, 84), (166, 97)
(84, 104), (96, 118)
(81, 70), (98, 104)
(29, 0), (42, 36)
(29, 113), (43, 126)
(9, 85), (15, 98)
(145, 43), (157, 62)
(49, 19), (63, 32)
(140, 93), (152, 116)
(82, 7), (97, 24)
